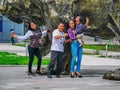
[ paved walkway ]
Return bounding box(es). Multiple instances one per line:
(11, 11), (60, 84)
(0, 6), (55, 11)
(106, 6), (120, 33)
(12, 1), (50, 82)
(84, 48), (120, 57)
(0, 43), (26, 56)
(0, 66), (120, 90)
(0, 43), (120, 90)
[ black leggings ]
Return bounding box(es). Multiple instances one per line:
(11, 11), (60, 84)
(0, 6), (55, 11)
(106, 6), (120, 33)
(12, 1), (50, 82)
(28, 46), (42, 73)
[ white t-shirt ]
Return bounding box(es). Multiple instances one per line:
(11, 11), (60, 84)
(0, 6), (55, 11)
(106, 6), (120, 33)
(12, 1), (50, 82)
(51, 29), (65, 52)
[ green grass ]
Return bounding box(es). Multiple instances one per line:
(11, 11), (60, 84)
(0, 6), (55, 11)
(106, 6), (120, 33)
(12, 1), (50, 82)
(15, 43), (120, 52)
(83, 44), (120, 52)
(83, 52), (97, 55)
(14, 43), (26, 47)
(98, 55), (107, 58)
(0, 52), (50, 65)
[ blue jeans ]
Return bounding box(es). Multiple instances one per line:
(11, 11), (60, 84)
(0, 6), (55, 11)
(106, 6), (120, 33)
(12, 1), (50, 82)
(70, 41), (83, 72)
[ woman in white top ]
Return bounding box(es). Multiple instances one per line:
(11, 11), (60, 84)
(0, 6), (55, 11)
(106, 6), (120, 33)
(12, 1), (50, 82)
(14, 22), (49, 76)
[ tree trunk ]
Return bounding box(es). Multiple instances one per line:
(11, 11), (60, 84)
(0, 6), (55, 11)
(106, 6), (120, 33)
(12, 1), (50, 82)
(61, 40), (72, 75)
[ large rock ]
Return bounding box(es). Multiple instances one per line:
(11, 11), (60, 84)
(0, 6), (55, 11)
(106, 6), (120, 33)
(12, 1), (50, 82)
(103, 68), (120, 80)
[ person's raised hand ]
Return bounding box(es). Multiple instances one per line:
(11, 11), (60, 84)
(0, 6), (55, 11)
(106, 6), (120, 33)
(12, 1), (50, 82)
(85, 17), (89, 26)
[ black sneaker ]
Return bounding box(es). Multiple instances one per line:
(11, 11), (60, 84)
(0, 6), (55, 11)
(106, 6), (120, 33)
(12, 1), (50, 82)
(36, 71), (43, 76)
(47, 74), (52, 78)
(28, 72), (36, 77)
(56, 75), (60, 78)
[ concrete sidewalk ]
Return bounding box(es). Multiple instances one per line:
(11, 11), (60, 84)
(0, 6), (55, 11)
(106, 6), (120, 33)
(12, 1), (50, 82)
(0, 66), (120, 90)
(82, 55), (120, 66)
(0, 43), (120, 90)
(84, 48), (120, 58)
(0, 43), (26, 56)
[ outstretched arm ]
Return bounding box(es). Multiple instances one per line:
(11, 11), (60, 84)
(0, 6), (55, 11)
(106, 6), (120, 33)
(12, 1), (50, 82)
(14, 31), (33, 41)
(54, 33), (68, 39)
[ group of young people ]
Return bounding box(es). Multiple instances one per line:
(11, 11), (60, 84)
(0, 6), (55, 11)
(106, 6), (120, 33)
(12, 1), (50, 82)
(13, 16), (89, 78)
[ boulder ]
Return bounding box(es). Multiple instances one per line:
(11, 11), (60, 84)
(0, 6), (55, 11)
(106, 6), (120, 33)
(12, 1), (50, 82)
(103, 68), (120, 80)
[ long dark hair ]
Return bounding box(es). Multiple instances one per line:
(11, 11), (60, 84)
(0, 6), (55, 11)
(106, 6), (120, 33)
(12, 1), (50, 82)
(68, 20), (76, 29)
(28, 22), (36, 31)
